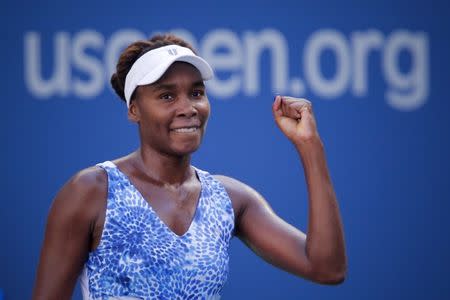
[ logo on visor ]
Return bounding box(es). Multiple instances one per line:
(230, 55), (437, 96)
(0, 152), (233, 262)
(167, 48), (178, 56)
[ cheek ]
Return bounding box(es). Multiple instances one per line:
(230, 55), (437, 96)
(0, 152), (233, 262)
(197, 100), (211, 121)
(138, 109), (168, 134)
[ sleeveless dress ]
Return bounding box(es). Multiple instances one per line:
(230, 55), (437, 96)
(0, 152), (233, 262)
(80, 161), (235, 300)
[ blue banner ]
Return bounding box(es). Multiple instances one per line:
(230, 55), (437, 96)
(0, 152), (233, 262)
(1, 0), (450, 299)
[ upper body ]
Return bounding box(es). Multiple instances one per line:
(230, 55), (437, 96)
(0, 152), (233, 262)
(32, 34), (347, 300)
(77, 160), (235, 300)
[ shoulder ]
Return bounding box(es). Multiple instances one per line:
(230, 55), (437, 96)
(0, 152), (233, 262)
(49, 165), (107, 225)
(213, 175), (261, 201)
(213, 175), (271, 229)
(69, 165), (107, 191)
(63, 166), (107, 203)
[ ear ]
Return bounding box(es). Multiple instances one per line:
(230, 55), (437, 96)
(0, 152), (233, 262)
(127, 101), (140, 123)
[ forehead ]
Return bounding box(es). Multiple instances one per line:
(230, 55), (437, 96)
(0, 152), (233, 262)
(155, 61), (203, 85)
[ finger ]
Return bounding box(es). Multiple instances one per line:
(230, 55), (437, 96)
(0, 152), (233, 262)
(291, 100), (312, 112)
(282, 96), (311, 106)
(272, 95), (283, 118)
(281, 97), (311, 116)
(300, 103), (311, 113)
(281, 100), (308, 120)
(295, 100), (313, 115)
(281, 97), (289, 116)
(299, 105), (318, 129)
(290, 103), (303, 119)
(298, 104), (311, 119)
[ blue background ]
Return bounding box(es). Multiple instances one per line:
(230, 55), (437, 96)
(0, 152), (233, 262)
(1, 0), (450, 299)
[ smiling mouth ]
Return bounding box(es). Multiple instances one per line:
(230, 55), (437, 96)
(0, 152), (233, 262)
(171, 127), (200, 133)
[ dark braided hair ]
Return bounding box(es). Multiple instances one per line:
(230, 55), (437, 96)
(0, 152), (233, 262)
(110, 34), (196, 103)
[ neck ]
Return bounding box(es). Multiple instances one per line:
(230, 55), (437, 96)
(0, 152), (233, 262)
(132, 145), (193, 186)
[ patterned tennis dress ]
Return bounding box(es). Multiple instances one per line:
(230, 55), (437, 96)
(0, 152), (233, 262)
(80, 161), (235, 299)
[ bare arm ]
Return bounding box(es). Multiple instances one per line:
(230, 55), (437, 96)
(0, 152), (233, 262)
(32, 167), (107, 300)
(217, 96), (347, 284)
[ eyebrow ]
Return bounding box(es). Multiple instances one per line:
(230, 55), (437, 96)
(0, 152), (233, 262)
(192, 80), (205, 88)
(151, 83), (177, 91)
(151, 80), (205, 91)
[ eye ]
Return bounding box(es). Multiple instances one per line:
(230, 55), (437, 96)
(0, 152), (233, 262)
(159, 93), (174, 101)
(192, 89), (205, 98)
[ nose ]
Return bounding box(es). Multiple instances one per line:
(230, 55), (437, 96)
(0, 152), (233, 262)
(176, 95), (198, 118)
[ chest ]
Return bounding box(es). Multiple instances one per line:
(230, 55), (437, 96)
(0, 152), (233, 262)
(99, 170), (235, 258)
(134, 179), (202, 237)
(86, 172), (234, 298)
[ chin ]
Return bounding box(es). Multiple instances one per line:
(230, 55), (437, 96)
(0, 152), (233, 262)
(169, 134), (203, 155)
(171, 142), (202, 156)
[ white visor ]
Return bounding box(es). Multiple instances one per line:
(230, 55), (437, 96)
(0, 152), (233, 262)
(124, 45), (213, 107)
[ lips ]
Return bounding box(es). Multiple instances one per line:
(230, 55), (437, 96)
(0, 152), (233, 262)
(170, 122), (201, 133)
(171, 126), (199, 133)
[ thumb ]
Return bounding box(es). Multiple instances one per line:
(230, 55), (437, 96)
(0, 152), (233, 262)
(272, 95), (283, 119)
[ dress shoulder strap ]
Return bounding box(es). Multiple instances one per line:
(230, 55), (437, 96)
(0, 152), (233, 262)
(96, 160), (116, 169)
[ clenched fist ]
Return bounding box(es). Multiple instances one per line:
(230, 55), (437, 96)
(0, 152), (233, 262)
(272, 95), (321, 146)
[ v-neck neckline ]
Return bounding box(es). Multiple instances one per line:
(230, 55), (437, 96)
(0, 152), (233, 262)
(108, 161), (203, 239)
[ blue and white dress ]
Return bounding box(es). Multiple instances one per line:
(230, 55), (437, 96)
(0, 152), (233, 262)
(80, 161), (235, 300)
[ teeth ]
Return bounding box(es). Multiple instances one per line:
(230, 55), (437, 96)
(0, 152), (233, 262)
(173, 127), (198, 133)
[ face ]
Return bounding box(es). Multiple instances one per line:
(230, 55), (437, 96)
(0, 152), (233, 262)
(129, 62), (210, 156)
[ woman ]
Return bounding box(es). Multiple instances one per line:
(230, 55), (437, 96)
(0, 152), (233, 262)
(33, 34), (347, 299)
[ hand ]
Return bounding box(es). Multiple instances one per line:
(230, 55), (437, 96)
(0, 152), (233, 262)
(272, 95), (320, 146)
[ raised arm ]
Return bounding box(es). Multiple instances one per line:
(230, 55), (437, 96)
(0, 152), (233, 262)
(32, 167), (107, 300)
(217, 96), (347, 284)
